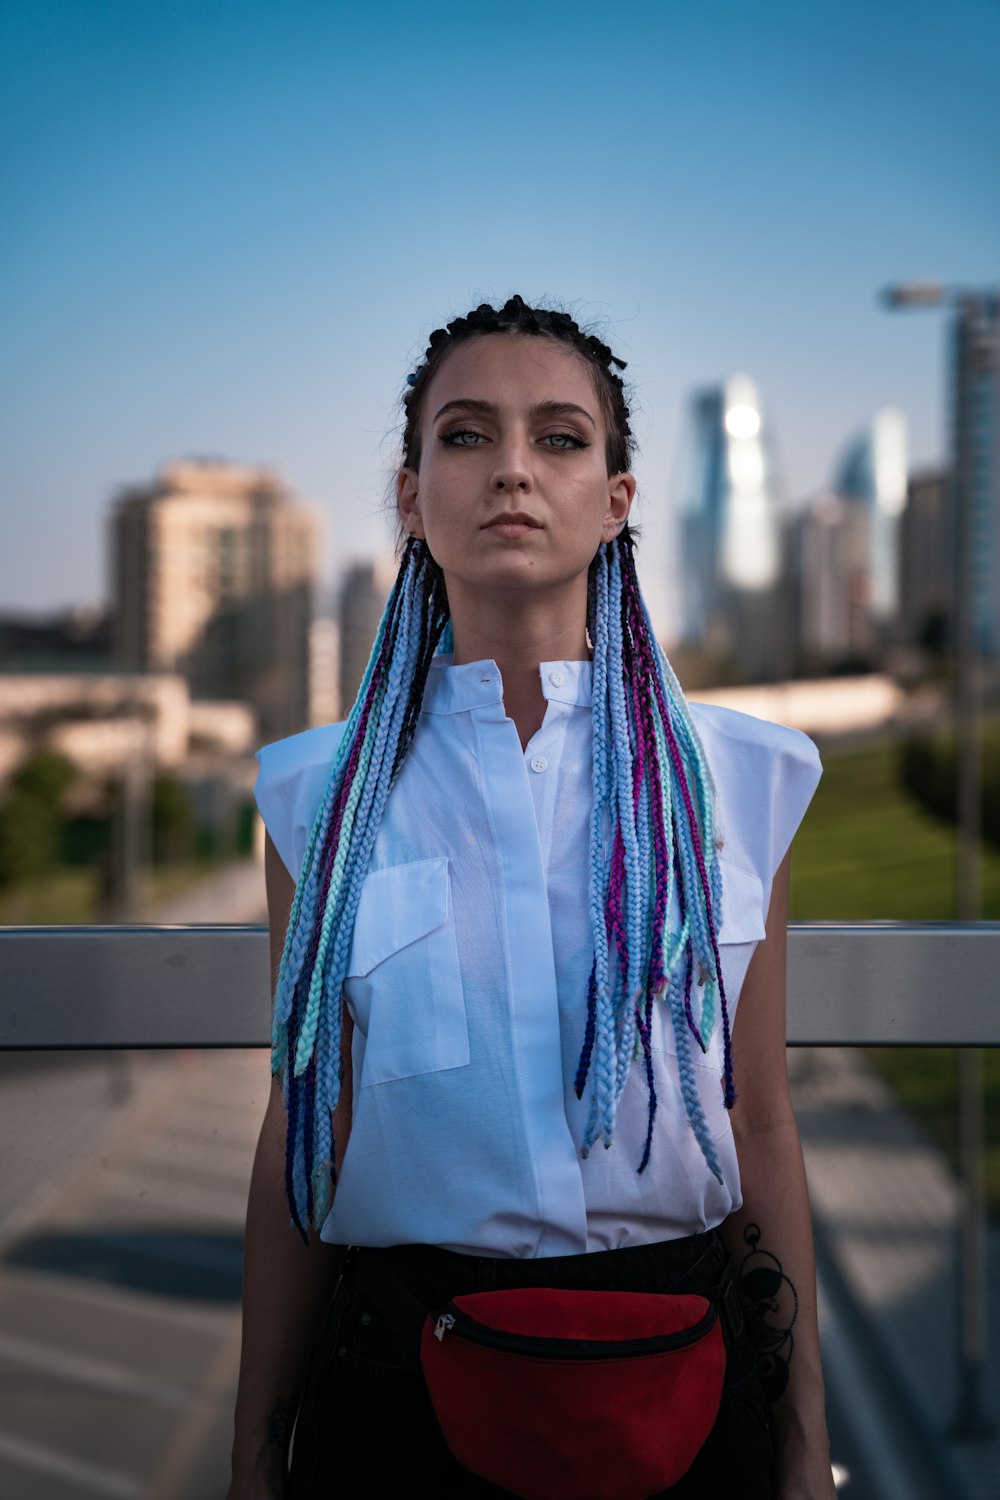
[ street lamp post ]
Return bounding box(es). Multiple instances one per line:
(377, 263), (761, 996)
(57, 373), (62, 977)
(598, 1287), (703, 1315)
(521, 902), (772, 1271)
(881, 280), (996, 1438)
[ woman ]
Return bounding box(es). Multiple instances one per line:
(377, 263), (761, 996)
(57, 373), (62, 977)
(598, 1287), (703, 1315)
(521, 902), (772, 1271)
(229, 295), (836, 1499)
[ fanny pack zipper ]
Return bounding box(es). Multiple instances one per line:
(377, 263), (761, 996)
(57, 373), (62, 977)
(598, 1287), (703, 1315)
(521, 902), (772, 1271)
(431, 1300), (717, 1360)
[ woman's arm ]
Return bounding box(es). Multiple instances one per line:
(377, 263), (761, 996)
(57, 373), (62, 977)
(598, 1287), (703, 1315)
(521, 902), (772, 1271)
(228, 833), (353, 1499)
(717, 846), (837, 1500)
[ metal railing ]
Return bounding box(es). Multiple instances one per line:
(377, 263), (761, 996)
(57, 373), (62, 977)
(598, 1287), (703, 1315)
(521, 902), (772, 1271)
(1, 922), (998, 1049)
(0, 921), (996, 1500)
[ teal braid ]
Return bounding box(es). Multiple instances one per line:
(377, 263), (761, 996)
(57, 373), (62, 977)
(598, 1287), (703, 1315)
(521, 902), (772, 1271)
(638, 588), (725, 1046)
(650, 707), (690, 987)
(580, 545), (616, 1157)
(605, 548), (642, 1010)
(304, 588), (422, 1217)
(311, 1021), (333, 1221)
(312, 568), (424, 1087)
(270, 538), (449, 1236)
(270, 589), (395, 1055)
(306, 557), (426, 1160)
(576, 533), (731, 1182)
(298, 568), (421, 1073)
(286, 564), (397, 941)
(602, 553), (641, 1121)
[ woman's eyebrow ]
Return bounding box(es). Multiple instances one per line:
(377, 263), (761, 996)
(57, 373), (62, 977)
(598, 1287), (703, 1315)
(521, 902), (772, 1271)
(432, 398), (597, 430)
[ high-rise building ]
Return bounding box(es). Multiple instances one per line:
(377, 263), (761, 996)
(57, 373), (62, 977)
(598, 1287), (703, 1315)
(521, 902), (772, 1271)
(111, 459), (321, 740)
(337, 555), (398, 712)
(675, 376), (791, 681)
(951, 295), (1000, 658)
(793, 493), (874, 668)
(899, 468), (951, 655)
(833, 407), (908, 633)
(309, 614), (341, 728)
(792, 409), (908, 670)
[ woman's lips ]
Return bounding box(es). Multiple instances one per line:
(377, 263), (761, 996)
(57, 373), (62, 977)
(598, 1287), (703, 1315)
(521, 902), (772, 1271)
(483, 514), (542, 537)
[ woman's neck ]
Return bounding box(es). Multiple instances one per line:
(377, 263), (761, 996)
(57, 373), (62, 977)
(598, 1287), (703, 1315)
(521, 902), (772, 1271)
(448, 587), (590, 751)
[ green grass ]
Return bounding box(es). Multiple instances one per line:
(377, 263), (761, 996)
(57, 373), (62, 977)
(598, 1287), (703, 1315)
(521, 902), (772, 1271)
(787, 734), (1000, 1214)
(789, 733), (1000, 921)
(0, 868), (99, 925)
(0, 855), (241, 926)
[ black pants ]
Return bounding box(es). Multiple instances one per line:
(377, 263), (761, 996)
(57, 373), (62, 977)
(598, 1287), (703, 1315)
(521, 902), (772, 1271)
(288, 1228), (774, 1499)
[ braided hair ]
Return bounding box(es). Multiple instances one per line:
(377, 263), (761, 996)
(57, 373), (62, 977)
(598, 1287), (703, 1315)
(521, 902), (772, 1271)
(400, 295), (634, 479)
(271, 294), (733, 1238)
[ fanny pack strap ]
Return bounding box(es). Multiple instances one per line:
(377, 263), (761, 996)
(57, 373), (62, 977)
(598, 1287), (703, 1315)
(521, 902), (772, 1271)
(347, 1245), (744, 1353)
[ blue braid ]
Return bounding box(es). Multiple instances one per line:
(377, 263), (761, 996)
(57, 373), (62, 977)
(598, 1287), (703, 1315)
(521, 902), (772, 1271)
(581, 546), (615, 1156)
(271, 539), (449, 1235)
(576, 535), (731, 1182)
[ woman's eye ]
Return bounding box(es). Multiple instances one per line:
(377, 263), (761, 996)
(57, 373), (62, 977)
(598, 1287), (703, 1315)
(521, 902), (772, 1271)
(439, 428), (587, 450)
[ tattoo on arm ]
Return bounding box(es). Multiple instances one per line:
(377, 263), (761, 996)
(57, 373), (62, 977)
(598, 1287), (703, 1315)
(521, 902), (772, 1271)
(267, 1398), (294, 1451)
(736, 1222), (799, 1402)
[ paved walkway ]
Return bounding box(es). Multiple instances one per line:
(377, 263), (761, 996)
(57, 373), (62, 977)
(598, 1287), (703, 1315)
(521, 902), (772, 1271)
(139, 858), (268, 925)
(790, 1047), (1000, 1500)
(0, 1046), (268, 1500)
(0, 860), (269, 1500)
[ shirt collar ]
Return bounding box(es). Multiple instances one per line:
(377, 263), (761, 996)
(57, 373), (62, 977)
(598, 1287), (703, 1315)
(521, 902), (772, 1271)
(422, 655), (593, 715)
(538, 659), (593, 708)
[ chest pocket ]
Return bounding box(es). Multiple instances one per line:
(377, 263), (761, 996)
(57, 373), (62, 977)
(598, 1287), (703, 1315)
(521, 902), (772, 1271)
(343, 856), (470, 1088)
(715, 854), (767, 947)
(649, 854), (767, 1139)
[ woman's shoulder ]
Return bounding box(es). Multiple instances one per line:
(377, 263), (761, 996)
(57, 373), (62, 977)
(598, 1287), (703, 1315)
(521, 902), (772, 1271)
(688, 699), (821, 773)
(253, 720), (349, 880)
(255, 719), (349, 781)
(687, 700), (823, 891)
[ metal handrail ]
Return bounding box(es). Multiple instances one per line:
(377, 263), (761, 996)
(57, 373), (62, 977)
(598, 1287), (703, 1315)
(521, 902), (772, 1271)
(1, 922), (998, 1049)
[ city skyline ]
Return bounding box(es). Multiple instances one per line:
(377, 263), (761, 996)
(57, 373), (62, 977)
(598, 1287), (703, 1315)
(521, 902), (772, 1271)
(3, 0), (998, 640)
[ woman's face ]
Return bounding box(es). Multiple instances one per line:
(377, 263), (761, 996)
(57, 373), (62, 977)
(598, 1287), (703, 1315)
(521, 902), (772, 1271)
(396, 334), (634, 607)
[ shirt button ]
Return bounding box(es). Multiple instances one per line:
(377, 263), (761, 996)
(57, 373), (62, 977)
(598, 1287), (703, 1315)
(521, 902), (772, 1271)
(548, 669), (566, 687)
(530, 755), (548, 773)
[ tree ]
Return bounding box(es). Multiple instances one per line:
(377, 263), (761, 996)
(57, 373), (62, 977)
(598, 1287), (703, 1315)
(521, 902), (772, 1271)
(0, 749), (78, 887)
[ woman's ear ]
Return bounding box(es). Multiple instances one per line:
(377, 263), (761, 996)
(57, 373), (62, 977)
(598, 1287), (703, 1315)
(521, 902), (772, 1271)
(396, 467), (425, 539)
(601, 472), (636, 543)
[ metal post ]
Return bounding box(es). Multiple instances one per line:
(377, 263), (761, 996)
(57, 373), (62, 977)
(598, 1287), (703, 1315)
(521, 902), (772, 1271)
(955, 1046), (989, 1435)
(950, 295), (991, 1437)
(111, 673), (149, 923)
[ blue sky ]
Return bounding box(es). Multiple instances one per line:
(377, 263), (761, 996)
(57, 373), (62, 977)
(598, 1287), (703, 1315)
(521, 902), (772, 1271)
(2, 0), (998, 636)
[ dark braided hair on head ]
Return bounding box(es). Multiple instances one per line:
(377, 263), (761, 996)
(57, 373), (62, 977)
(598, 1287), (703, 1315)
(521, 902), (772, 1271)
(399, 293), (637, 488)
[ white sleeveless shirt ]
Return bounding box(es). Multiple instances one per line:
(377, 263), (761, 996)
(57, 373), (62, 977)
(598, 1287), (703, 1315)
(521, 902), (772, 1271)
(253, 656), (823, 1257)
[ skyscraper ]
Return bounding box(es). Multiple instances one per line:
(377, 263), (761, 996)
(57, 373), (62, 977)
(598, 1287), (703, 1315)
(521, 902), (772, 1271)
(338, 555), (398, 711)
(833, 407), (908, 633)
(951, 294), (1000, 658)
(793, 493), (873, 669)
(111, 459), (321, 740)
(899, 468), (951, 656)
(675, 376), (790, 681)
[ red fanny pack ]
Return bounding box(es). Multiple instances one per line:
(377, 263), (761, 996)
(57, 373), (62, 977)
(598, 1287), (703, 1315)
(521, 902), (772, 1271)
(420, 1284), (727, 1500)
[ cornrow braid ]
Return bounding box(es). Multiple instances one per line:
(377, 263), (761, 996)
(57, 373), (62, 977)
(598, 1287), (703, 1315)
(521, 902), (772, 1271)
(270, 537), (450, 1239)
(401, 293), (635, 482)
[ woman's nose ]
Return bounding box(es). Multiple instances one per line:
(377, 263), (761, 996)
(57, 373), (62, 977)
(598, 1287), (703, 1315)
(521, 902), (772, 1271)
(490, 435), (533, 492)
